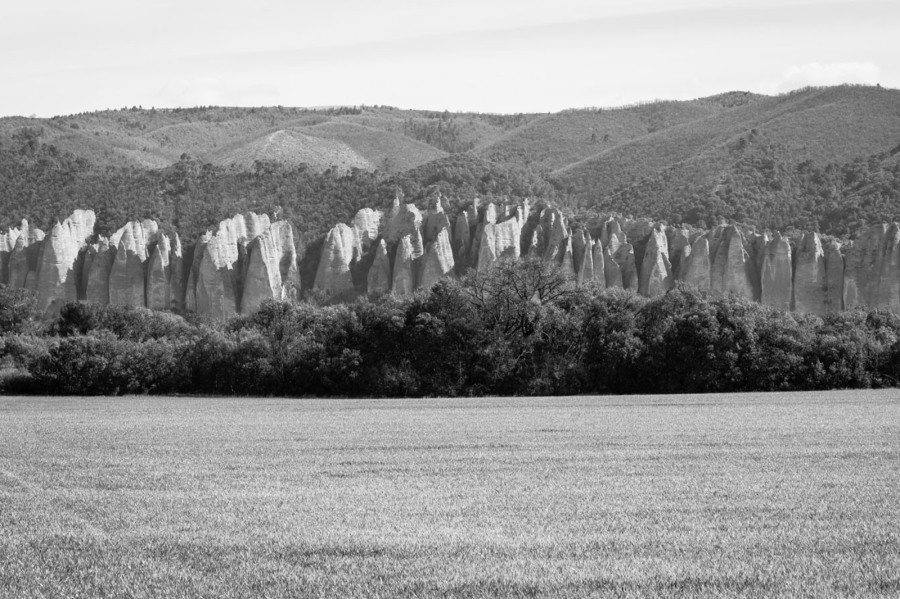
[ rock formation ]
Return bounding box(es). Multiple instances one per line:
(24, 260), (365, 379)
(392, 233), (420, 296)
(12, 203), (900, 319)
(313, 223), (358, 296)
(367, 240), (392, 295)
(760, 233), (792, 311)
(823, 240), (844, 312)
(710, 226), (756, 301)
(477, 217), (521, 271)
(34, 210), (95, 311)
(844, 224), (885, 309)
(681, 236), (711, 290)
(638, 227), (672, 297)
(420, 228), (455, 290)
(243, 221), (301, 313)
(793, 232), (827, 315)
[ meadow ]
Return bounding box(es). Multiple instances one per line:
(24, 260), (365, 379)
(1, 391), (898, 598)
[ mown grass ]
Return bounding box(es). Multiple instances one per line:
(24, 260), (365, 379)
(1, 391), (898, 598)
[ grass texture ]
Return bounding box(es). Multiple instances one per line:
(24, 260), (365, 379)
(1, 391), (898, 598)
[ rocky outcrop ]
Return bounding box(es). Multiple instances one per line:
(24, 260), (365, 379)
(242, 221), (301, 313)
(843, 224), (887, 310)
(681, 236), (711, 290)
(108, 221), (155, 307)
(367, 240), (392, 295)
(710, 226), (756, 301)
(313, 223), (358, 295)
(760, 232), (792, 311)
(824, 240), (844, 312)
(477, 217), (521, 271)
(603, 245), (623, 288)
(34, 210), (95, 312)
(613, 243), (637, 290)
(8, 223), (45, 291)
(876, 224), (900, 312)
(146, 234), (172, 311)
(638, 227), (672, 297)
(351, 208), (382, 249)
(392, 232), (421, 296)
(591, 242), (606, 287)
(17, 203), (900, 319)
(452, 212), (471, 276)
(793, 232), (827, 315)
(420, 228), (455, 290)
(383, 199), (422, 244)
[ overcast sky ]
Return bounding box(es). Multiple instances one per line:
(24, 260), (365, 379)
(1, 0), (896, 117)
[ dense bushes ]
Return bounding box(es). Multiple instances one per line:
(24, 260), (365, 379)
(2, 262), (900, 396)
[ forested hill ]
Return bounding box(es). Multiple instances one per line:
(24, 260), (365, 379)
(1, 85), (899, 243)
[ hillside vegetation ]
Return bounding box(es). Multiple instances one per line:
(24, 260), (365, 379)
(1, 85), (899, 242)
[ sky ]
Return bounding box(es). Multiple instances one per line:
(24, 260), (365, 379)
(1, 0), (897, 117)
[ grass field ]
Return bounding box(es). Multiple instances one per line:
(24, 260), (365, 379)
(1, 392), (898, 598)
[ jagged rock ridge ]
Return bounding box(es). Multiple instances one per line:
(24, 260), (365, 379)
(9, 203), (900, 318)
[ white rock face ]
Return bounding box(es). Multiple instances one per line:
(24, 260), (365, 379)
(9, 223), (45, 292)
(604, 245), (623, 288)
(760, 232), (792, 311)
(613, 243), (637, 290)
(638, 227), (672, 298)
(792, 232), (828, 315)
(477, 217), (521, 271)
(843, 224), (887, 309)
(392, 232), (422, 296)
(352, 208), (382, 250)
(452, 212), (471, 276)
(710, 226), (756, 300)
(108, 221), (155, 307)
(823, 239), (844, 312)
(242, 221), (300, 313)
(591, 241), (606, 288)
(313, 223), (359, 295)
(681, 236), (711, 290)
(34, 210), (96, 312)
(367, 240), (392, 295)
(146, 234), (172, 311)
(420, 228), (455, 290)
(194, 230), (240, 320)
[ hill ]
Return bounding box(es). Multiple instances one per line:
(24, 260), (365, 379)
(1, 85), (899, 241)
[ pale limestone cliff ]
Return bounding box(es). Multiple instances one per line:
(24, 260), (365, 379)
(452, 212), (471, 276)
(843, 224), (887, 309)
(33, 211), (96, 312)
(638, 227), (672, 298)
(710, 226), (756, 300)
(591, 241), (606, 287)
(420, 228), (455, 290)
(422, 197), (450, 246)
(392, 232), (422, 296)
(876, 224), (900, 312)
(146, 234), (172, 311)
(477, 217), (521, 271)
(682, 236), (711, 290)
(613, 243), (637, 290)
(604, 245), (623, 288)
(314, 223), (358, 295)
(760, 232), (792, 311)
(108, 221), (153, 307)
(352, 208), (382, 250)
(384, 200), (422, 244)
(824, 240), (844, 312)
(793, 232), (828, 315)
(194, 228), (241, 320)
(242, 221), (300, 313)
(367, 240), (392, 295)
